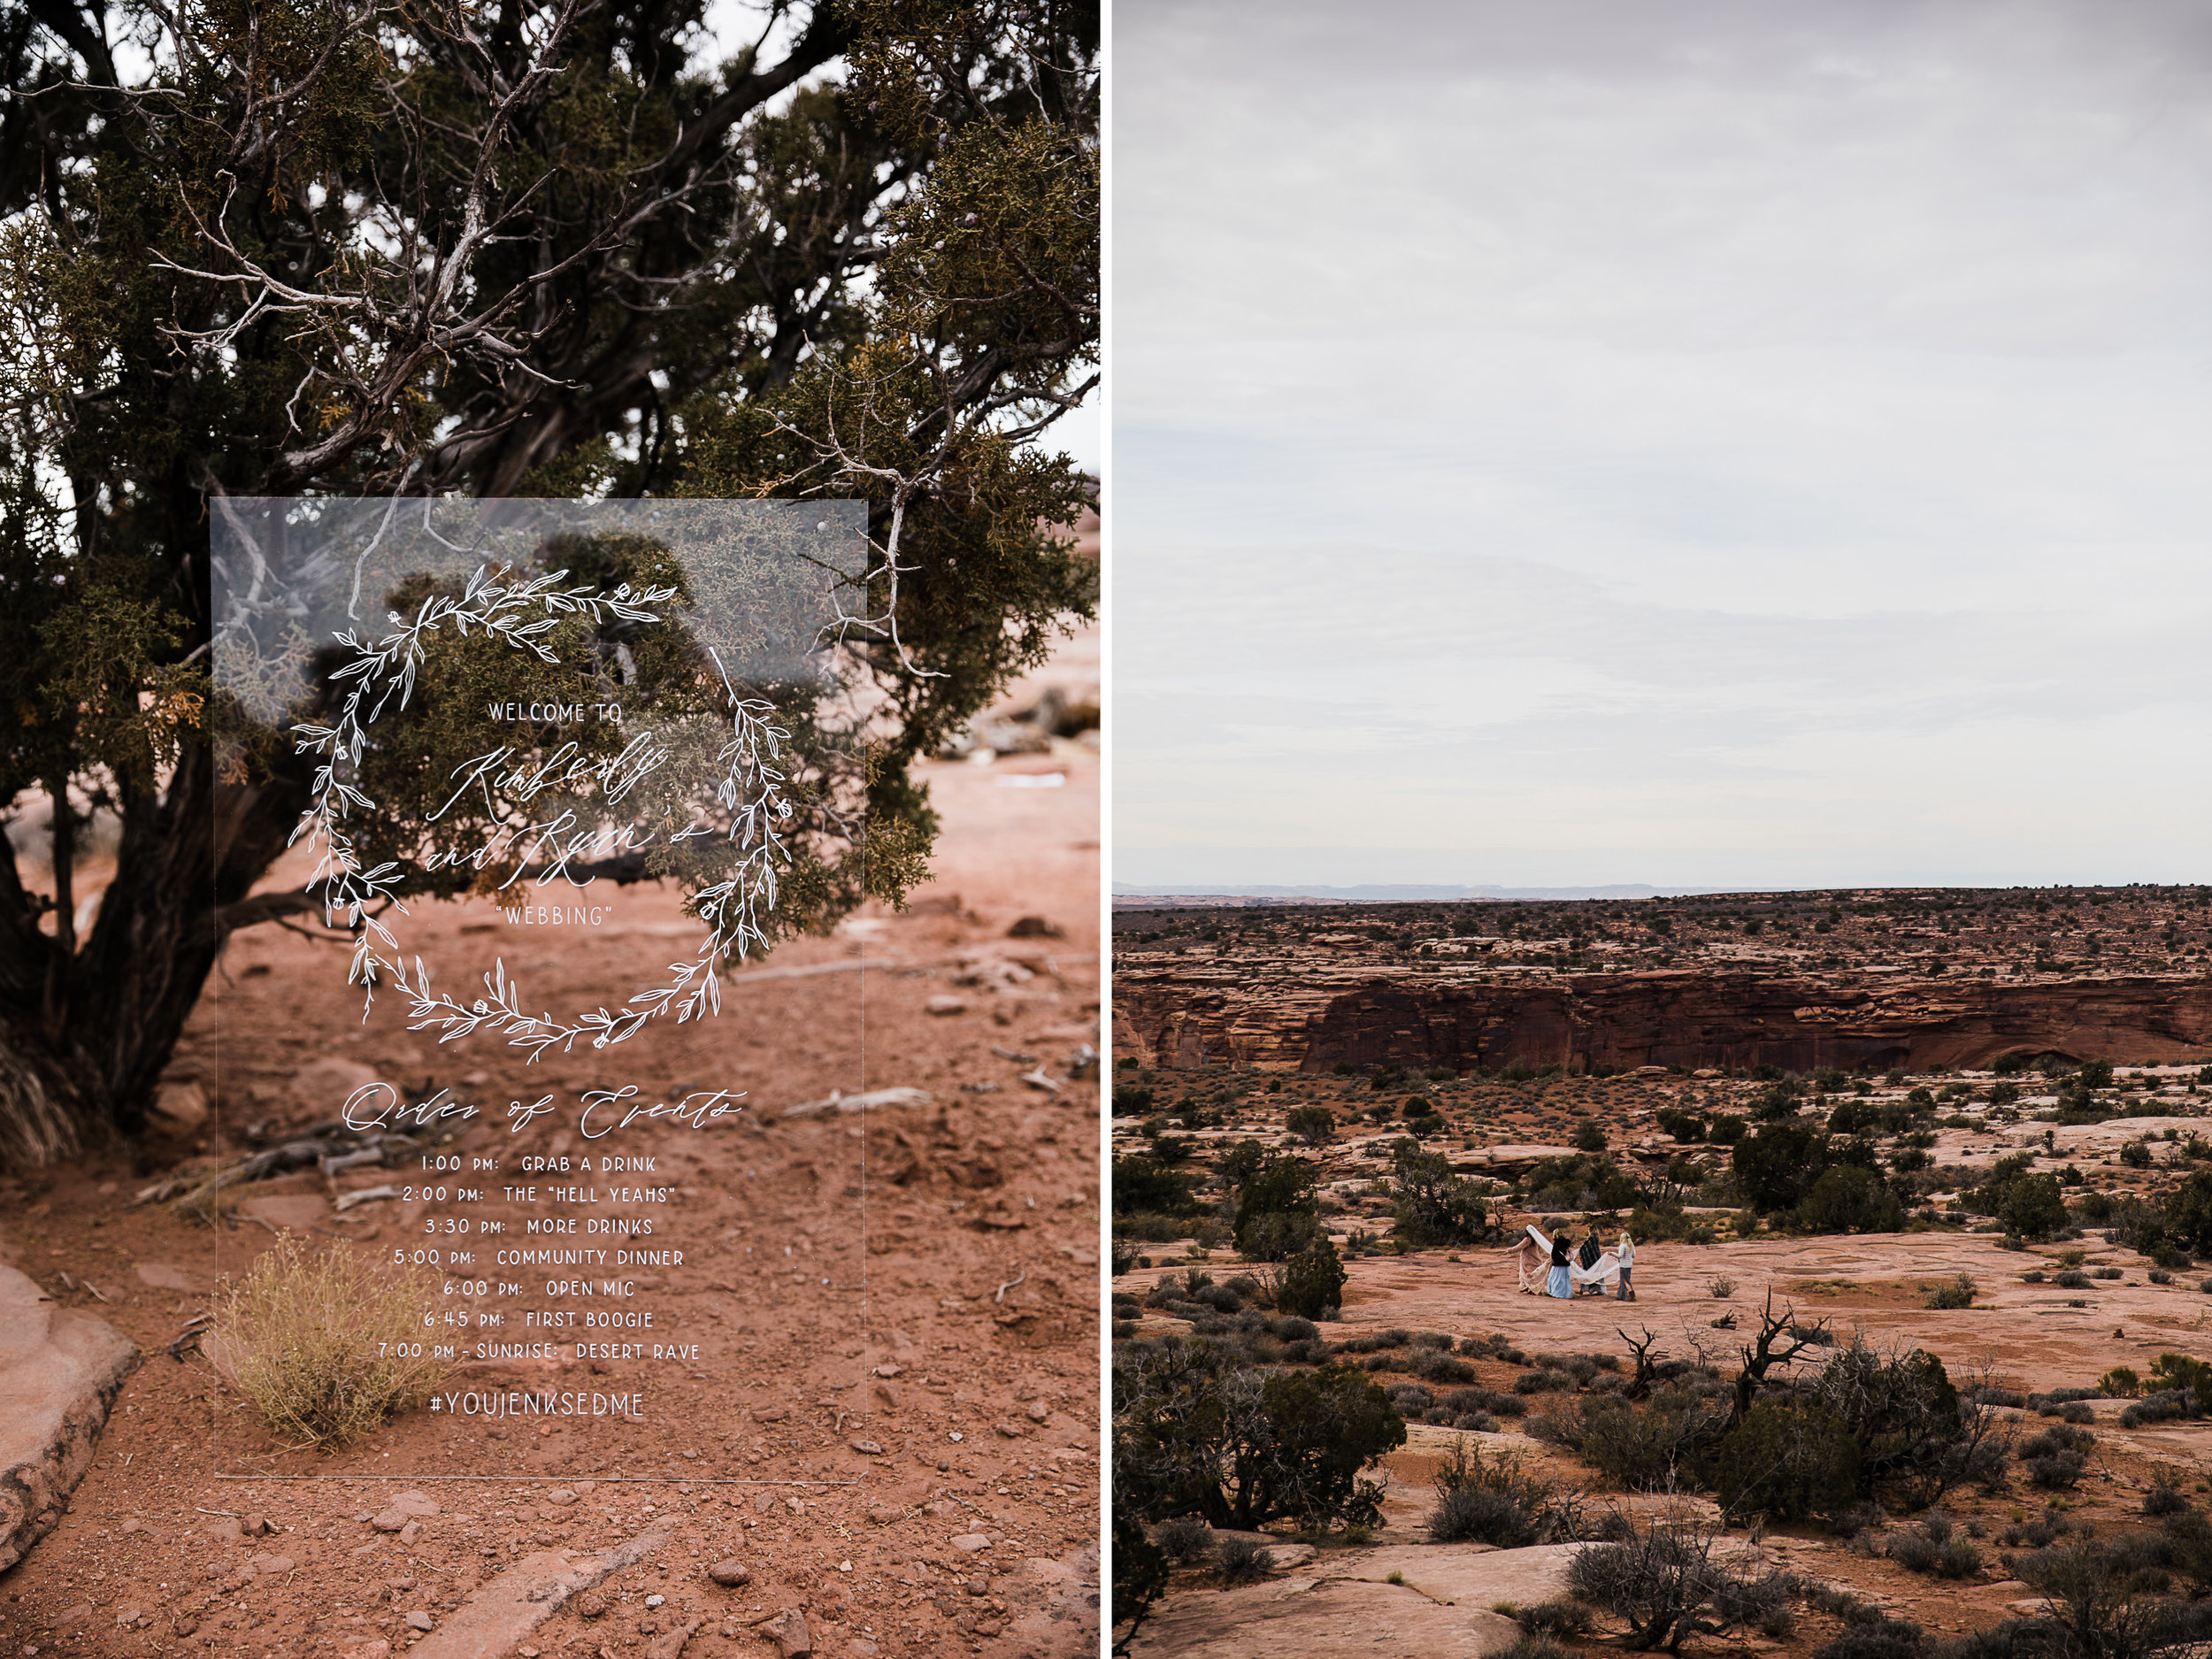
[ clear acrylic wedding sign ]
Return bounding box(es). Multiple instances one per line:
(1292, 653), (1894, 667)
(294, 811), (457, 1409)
(209, 497), (872, 1470)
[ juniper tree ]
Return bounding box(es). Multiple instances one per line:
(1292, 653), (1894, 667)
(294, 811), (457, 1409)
(0, 0), (1097, 1166)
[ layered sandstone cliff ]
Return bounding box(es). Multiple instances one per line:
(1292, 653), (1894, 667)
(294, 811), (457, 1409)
(1115, 961), (2212, 1074)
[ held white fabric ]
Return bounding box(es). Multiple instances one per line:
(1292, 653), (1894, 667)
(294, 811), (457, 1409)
(1511, 1225), (1625, 1287)
(1569, 1248), (1622, 1285)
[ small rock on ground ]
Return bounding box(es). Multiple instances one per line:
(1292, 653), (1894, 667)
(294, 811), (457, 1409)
(762, 1608), (811, 1658)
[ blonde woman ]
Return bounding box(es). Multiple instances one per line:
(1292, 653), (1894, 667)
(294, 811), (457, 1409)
(1614, 1230), (1637, 1302)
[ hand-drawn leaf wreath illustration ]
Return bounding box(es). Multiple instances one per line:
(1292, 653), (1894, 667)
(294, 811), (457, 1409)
(286, 562), (794, 1061)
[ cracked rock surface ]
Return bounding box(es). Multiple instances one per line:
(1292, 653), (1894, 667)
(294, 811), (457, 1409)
(0, 1263), (139, 1572)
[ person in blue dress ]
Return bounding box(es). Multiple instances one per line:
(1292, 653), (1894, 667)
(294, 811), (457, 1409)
(1546, 1228), (1573, 1298)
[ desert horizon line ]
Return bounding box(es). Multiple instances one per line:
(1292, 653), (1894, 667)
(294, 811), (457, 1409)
(1112, 879), (2212, 901)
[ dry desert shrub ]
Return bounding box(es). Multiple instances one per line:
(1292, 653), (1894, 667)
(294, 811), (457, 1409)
(1153, 1515), (1214, 1562)
(1568, 1503), (1795, 1650)
(215, 1236), (447, 1449)
(1215, 1534), (1270, 1584)
(1427, 1440), (1559, 1547)
(1485, 1637), (1571, 1659)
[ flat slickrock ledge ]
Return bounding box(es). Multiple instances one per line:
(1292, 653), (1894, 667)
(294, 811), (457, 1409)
(0, 1264), (139, 1572)
(1126, 1542), (1583, 1658)
(405, 1526), (670, 1659)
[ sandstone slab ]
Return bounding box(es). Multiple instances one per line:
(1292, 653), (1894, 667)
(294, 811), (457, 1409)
(403, 1525), (667, 1659)
(241, 1194), (332, 1231)
(1317, 1542), (1581, 1607)
(0, 1264), (140, 1571)
(991, 1544), (1100, 1656)
(1128, 1570), (1518, 1659)
(1129, 1543), (1584, 1658)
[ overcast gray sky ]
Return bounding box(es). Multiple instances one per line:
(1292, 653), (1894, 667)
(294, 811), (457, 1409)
(1112, 0), (2212, 892)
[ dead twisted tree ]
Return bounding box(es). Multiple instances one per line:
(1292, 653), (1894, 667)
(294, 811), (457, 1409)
(1728, 1292), (1831, 1427)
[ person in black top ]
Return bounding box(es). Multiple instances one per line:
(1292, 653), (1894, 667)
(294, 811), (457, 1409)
(1546, 1229), (1572, 1298)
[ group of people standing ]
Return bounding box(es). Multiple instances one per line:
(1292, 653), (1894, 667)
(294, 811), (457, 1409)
(1512, 1223), (1635, 1300)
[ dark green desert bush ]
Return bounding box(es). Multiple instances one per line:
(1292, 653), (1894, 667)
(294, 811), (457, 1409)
(1276, 1232), (1348, 1320)
(1116, 1340), (1405, 1532)
(1886, 1513), (1982, 1579)
(2018, 1424), (2094, 1490)
(1816, 1620), (1927, 1659)
(1924, 1274), (1977, 1310)
(1391, 1141), (1492, 1248)
(1797, 1165), (1906, 1235)
(1532, 1389), (1727, 1493)
(1714, 1401), (1862, 1524)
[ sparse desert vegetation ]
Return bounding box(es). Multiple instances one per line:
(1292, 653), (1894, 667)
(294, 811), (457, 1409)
(1110, 896), (2212, 1658)
(1114, 886), (2212, 993)
(213, 1236), (448, 1449)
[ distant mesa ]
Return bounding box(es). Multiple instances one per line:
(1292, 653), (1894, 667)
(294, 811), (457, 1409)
(1114, 885), (2212, 1073)
(1119, 967), (2212, 1075)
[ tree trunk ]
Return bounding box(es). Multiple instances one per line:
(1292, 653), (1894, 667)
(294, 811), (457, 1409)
(0, 745), (308, 1171)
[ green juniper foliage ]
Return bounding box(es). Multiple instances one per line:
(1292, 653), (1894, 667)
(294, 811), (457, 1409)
(1114, 1337), (1406, 1533)
(213, 499), (879, 1053)
(0, 0), (1097, 1167)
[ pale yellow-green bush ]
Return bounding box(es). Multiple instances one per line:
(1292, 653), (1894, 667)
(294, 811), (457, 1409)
(215, 1237), (446, 1449)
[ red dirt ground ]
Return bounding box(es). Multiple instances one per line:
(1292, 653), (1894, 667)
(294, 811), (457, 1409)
(0, 623), (1101, 1659)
